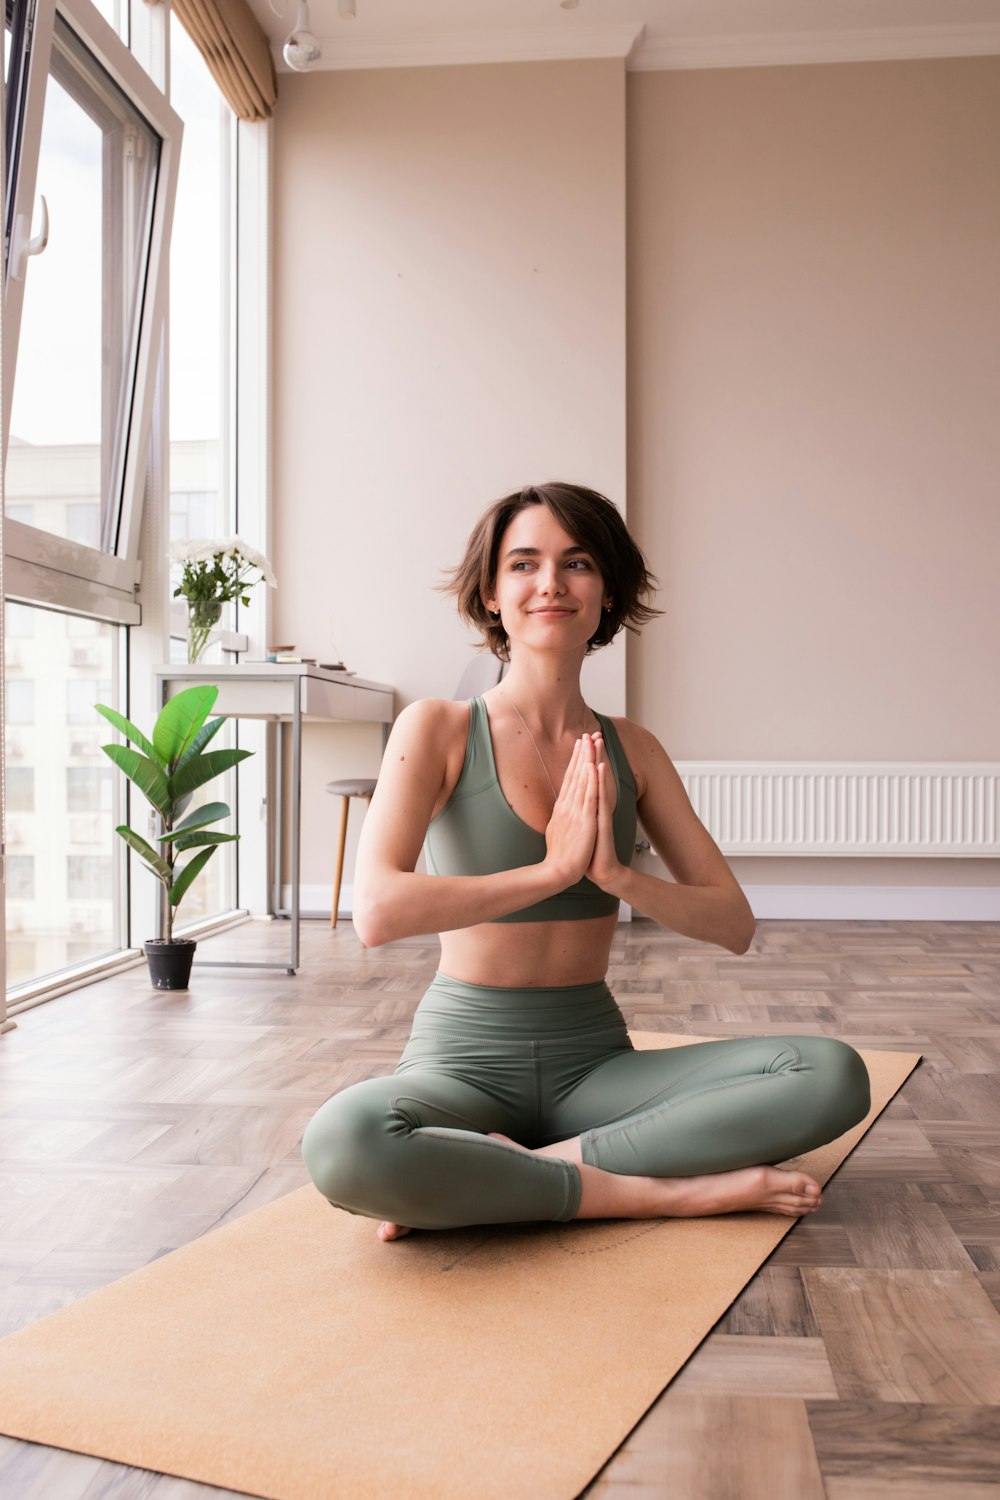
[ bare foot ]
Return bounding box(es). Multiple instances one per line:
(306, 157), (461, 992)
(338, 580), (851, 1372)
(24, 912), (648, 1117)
(646, 1164), (823, 1219)
(535, 1135), (823, 1220)
(503, 1132), (822, 1218)
(377, 1222), (411, 1241)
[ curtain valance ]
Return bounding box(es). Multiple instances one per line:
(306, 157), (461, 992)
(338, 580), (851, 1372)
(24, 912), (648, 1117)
(147, 0), (277, 122)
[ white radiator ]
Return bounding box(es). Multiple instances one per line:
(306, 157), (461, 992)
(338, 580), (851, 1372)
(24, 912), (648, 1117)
(672, 763), (1000, 856)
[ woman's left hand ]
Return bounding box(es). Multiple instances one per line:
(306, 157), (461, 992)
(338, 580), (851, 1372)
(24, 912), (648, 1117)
(585, 735), (624, 891)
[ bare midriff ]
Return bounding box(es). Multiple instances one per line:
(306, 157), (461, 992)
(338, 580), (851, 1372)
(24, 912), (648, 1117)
(438, 910), (619, 989)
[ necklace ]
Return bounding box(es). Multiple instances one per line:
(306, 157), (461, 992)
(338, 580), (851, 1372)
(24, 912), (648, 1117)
(500, 683), (591, 803)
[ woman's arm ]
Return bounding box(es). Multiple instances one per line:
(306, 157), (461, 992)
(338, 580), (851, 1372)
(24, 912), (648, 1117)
(586, 723), (756, 956)
(352, 699), (599, 947)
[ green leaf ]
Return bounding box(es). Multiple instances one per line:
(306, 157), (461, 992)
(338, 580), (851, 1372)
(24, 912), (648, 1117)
(173, 831), (240, 852)
(169, 846), (216, 907)
(174, 715), (226, 775)
(101, 745), (172, 817)
(115, 826), (172, 882)
(173, 794), (194, 824)
(95, 705), (164, 767)
(170, 747), (253, 802)
(152, 685), (219, 768)
(160, 801), (231, 841)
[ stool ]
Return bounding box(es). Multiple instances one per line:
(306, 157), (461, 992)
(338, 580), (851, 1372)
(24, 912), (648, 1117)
(326, 779), (377, 927)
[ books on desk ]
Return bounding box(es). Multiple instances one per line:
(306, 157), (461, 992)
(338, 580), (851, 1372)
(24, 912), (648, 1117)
(259, 655), (355, 673)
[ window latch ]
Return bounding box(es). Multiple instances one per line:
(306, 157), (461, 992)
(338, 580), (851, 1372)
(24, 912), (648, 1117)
(9, 194), (49, 281)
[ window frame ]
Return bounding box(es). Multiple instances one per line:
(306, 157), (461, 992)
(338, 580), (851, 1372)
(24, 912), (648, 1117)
(2, 0), (182, 620)
(2, 3), (274, 1014)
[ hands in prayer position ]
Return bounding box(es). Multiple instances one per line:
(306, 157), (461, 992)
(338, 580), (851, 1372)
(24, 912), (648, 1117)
(544, 732), (623, 892)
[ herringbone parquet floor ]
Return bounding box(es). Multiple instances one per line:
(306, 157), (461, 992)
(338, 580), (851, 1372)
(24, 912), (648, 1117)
(1, 915), (998, 1498)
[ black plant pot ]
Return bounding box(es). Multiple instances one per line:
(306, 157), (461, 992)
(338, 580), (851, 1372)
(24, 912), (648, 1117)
(144, 939), (197, 990)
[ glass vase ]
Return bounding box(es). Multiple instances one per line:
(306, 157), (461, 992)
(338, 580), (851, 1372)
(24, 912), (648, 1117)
(186, 599), (223, 663)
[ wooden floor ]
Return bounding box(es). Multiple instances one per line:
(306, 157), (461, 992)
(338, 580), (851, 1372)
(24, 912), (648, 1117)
(1, 915), (998, 1499)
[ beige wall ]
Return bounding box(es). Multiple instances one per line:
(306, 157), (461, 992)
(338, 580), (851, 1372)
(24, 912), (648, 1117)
(273, 52), (998, 911)
(627, 57), (1000, 898)
(273, 60), (627, 899)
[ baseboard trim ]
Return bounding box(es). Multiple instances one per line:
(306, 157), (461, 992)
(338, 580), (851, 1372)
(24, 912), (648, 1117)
(744, 884), (1000, 921)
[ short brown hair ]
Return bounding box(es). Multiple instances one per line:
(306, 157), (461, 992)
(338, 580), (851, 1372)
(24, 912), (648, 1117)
(441, 482), (661, 660)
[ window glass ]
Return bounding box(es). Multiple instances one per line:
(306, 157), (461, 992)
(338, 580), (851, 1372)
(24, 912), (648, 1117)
(170, 489), (219, 541)
(67, 854), (113, 899)
(6, 601), (35, 636)
(68, 674), (111, 723)
(6, 679), (34, 723)
(5, 13), (161, 554)
(89, 0), (129, 41)
(4, 604), (125, 989)
(7, 766), (35, 812)
(7, 855), (35, 898)
(168, 13), (231, 573)
(66, 501), (101, 548)
(164, 13), (237, 927)
(66, 614), (102, 637)
(67, 765), (112, 812)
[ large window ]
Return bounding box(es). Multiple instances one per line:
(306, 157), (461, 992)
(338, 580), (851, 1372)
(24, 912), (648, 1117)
(4, 0), (268, 1001)
(3, 0), (181, 622)
(3, 0), (179, 1002)
(168, 13), (232, 555)
(3, 602), (126, 989)
(5, 12), (160, 552)
(164, 12), (238, 926)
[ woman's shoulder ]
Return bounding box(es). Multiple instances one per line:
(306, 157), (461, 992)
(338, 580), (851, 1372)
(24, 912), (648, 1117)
(389, 699), (473, 766)
(598, 715), (671, 799)
(392, 696), (471, 738)
(597, 712), (658, 753)
(386, 699), (474, 807)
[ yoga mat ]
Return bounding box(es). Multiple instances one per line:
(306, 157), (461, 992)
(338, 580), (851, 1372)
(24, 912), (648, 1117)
(0, 1035), (918, 1500)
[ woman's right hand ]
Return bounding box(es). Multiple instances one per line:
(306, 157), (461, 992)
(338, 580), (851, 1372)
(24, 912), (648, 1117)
(543, 736), (599, 886)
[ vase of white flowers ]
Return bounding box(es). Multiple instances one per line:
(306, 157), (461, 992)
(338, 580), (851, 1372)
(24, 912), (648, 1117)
(169, 537), (277, 663)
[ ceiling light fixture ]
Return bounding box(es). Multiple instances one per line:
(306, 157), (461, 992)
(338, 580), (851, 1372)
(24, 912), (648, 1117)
(283, 0), (322, 70)
(338, 0), (356, 15)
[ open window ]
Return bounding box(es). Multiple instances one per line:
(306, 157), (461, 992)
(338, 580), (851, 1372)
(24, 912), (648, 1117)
(3, 0), (181, 622)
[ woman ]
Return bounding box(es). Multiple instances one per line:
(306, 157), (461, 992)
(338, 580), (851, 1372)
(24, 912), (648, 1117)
(302, 483), (870, 1240)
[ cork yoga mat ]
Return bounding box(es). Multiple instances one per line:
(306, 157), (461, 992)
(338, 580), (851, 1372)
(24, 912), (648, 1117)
(0, 1035), (918, 1500)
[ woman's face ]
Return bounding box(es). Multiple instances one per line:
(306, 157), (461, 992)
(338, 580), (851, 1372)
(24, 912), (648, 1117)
(484, 504), (610, 654)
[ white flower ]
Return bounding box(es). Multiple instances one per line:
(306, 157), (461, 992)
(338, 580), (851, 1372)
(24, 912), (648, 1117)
(169, 534), (277, 600)
(169, 535), (276, 583)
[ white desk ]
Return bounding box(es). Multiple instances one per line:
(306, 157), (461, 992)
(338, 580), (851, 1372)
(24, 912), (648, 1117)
(154, 664), (395, 973)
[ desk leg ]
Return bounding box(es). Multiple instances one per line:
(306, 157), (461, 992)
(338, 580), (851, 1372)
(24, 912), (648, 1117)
(272, 720), (283, 923)
(289, 679), (302, 974)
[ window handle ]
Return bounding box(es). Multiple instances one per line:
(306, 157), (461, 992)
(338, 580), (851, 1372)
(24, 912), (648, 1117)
(9, 194), (49, 281)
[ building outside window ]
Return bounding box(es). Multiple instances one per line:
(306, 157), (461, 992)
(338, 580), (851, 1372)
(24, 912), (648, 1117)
(3, 604), (124, 988)
(3, 0), (262, 1002)
(67, 766), (112, 813)
(165, 12), (239, 926)
(6, 767), (35, 813)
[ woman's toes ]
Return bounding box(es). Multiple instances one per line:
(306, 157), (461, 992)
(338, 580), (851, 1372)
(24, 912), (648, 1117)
(377, 1222), (412, 1241)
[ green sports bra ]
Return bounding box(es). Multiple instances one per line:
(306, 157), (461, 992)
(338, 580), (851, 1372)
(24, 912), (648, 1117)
(423, 696), (637, 923)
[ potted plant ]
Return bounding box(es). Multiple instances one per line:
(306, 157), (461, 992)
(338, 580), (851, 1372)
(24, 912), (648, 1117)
(96, 684), (253, 990)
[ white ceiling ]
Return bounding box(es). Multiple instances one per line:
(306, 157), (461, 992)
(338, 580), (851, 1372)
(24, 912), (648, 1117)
(251, 0), (1000, 74)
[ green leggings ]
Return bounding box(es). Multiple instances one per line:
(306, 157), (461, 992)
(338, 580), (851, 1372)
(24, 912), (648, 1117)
(302, 972), (871, 1230)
